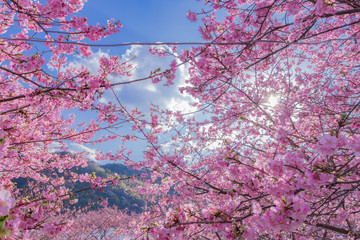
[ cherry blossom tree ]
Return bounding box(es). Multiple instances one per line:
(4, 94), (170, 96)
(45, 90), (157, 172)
(0, 0), (134, 238)
(116, 0), (360, 239)
(28, 206), (137, 240)
(2, 0), (360, 239)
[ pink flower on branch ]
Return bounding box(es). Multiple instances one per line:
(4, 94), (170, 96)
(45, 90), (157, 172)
(100, 198), (108, 207)
(0, 189), (15, 216)
(316, 134), (338, 155)
(187, 11), (197, 22)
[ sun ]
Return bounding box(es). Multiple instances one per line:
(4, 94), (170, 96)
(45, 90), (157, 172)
(268, 95), (280, 107)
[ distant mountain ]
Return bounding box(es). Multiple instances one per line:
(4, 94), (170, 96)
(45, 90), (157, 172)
(14, 161), (145, 213)
(70, 161), (145, 213)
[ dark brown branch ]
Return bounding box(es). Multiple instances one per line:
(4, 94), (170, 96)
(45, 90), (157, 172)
(316, 223), (350, 235)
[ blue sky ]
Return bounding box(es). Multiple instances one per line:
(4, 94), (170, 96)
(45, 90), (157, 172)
(53, 0), (206, 163)
(78, 0), (204, 53)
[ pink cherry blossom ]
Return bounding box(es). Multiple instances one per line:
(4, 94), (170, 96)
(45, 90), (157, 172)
(100, 198), (108, 207)
(0, 189), (15, 216)
(317, 134), (338, 155)
(186, 11), (197, 22)
(2, 0), (360, 239)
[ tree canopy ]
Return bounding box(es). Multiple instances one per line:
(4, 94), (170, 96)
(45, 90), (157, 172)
(1, 0), (360, 239)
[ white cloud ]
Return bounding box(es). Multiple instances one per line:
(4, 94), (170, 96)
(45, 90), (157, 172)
(48, 141), (63, 153)
(57, 45), (200, 159)
(64, 45), (196, 115)
(99, 96), (109, 104)
(49, 142), (98, 162)
(165, 97), (194, 113)
(65, 50), (124, 92)
(144, 83), (157, 92)
(72, 51), (110, 73)
(118, 45), (196, 112)
(70, 143), (98, 162)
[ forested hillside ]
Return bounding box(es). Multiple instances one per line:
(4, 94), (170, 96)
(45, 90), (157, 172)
(15, 161), (145, 213)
